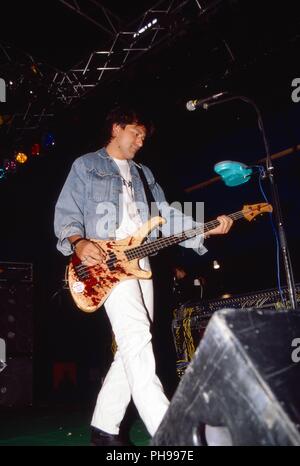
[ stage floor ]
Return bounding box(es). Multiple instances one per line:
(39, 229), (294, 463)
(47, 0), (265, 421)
(0, 406), (150, 446)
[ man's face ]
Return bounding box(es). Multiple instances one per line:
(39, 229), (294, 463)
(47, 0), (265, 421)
(112, 123), (146, 160)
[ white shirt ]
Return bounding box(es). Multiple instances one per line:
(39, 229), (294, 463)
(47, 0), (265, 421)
(113, 158), (143, 240)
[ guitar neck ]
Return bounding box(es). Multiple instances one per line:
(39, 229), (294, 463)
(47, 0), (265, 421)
(125, 210), (244, 261)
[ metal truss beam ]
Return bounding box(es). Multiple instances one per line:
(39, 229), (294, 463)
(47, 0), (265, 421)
(51, 0), (204, 105)
(58, 0), (122, 36)
(0, 43), (60, 137)
(0, 0), (219, 136)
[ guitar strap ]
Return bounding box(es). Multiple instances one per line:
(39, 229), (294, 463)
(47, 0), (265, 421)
(136, 164), (162, 238)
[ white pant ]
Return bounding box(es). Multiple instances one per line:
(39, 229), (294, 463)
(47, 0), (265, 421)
(91, 258), (170, 436)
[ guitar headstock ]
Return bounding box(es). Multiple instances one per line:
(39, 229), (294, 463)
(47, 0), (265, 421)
(242, 203), (273, 222)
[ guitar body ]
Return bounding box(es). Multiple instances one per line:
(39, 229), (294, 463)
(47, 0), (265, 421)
(67, 217), (166, 313)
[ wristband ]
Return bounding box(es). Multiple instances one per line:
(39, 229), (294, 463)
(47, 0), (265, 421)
(71, 237), (86, 251)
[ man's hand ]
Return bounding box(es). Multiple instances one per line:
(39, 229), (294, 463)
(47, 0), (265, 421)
(74, 239), (106, 266)
(207, 215), (233, 237)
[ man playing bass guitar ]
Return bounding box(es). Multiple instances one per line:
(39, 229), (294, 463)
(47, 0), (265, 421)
(54, 106), (233, 445)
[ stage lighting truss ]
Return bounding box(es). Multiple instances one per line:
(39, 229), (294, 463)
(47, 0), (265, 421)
(0, 42), (56, 133)
(0, 0), (210, 135)
(51, 0), (205, 105)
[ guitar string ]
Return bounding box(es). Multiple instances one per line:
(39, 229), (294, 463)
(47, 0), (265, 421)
(124, 210), (245, 262)
(107, 207), (267, 266)
(78, 207), (268, 270)
(104, 215), (239, 268)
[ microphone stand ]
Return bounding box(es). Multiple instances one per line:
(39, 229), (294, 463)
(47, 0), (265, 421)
(205, 95), (297, 309)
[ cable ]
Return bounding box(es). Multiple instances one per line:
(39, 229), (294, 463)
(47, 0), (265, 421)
(251, 165), (285, 304)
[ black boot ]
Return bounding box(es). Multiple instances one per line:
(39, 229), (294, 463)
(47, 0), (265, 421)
(90, 427), (130, 446)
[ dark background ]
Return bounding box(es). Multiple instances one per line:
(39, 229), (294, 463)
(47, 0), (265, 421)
(1, 0), (300, 406)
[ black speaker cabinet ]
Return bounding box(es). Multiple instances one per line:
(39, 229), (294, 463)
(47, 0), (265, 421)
(152, 308), (300, 446)
(0, 283), (33, 355)
(0, 357), (33, 407)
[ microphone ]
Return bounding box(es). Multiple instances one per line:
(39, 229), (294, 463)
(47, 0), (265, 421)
(186, 92), (229, 111)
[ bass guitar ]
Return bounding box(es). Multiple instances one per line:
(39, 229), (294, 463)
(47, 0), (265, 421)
(67, 203), (272, 313)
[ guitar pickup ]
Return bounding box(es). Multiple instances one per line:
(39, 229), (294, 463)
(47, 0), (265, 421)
(107, 252), (117, 271)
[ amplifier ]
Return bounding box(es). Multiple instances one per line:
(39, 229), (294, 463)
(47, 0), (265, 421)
(0, 262), (33, 283)
(0, 356), (33, 407)
(172, 283), (300, 377)
(0, 282), (33, 355)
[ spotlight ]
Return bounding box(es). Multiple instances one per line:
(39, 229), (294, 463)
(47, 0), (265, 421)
(31, 143), (41, 156)
(30, 64), (38, 75)
(221, 293), (231, 299)
(0, 114), (13, 126)
(0, 168), (6, 180)
(15, 152), (28, 164)
(213, 260), (220, 270)
(133, 18), (158, 38)
(3, 159), (17, 173)
(3, 159), (10, 171)
(9, 160), (17, 171)
(42, 133), (55, 149)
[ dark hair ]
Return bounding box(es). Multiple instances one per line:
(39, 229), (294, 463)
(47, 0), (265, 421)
(102, 106), (154, 145)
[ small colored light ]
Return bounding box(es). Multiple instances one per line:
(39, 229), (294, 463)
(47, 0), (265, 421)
(4, 159), (11, 171)
(213, 260), (220, 270)
(4, 159), (17, 171)
(15, 152), (28, 164)
(31, 143), (41, 156)
(0, 168), (6, 180)
(31, 64), (38, 75)
(0, 114), (13, 126)
(43, 133), (55, 149)
(9, 160), (17, 171)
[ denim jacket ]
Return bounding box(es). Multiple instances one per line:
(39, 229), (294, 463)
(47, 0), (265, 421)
(54, 148), (207, 257)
